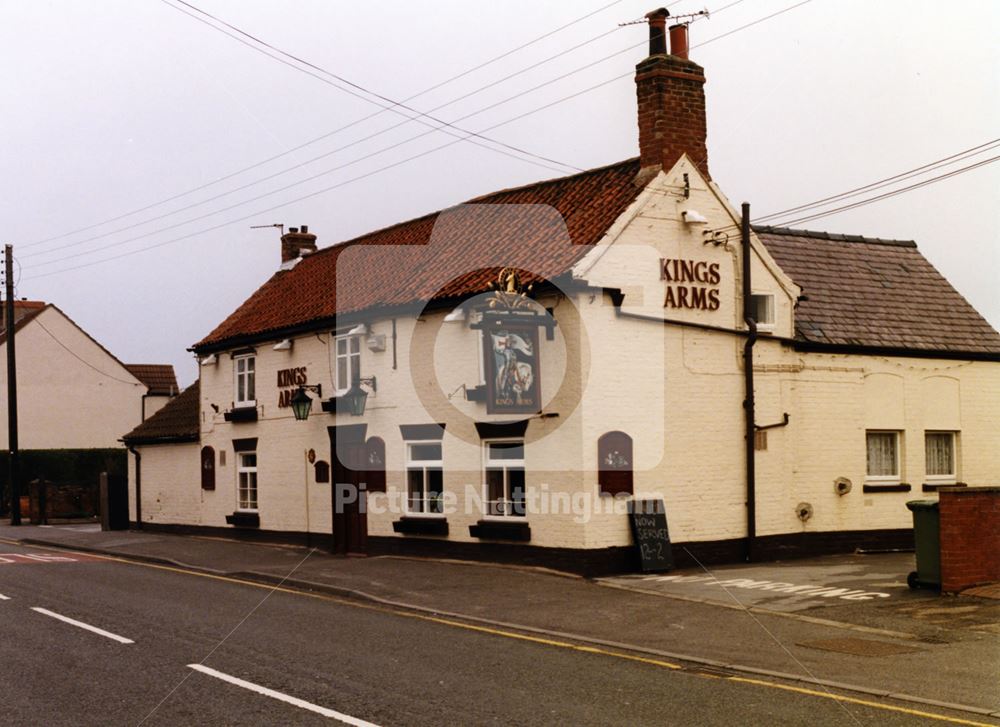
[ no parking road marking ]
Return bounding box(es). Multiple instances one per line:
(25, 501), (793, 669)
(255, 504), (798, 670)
(0, 552), (100, 565)
(641, 574), (892, 601)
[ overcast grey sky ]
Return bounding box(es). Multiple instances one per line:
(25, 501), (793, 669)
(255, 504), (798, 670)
(3, 0), (998, 387)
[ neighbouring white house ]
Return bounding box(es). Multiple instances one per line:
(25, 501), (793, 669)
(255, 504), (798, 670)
(1, 300), (177, 514)
(122, 15), (1000, 574)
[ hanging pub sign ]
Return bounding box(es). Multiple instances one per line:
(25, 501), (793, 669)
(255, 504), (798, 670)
(483, 322), (541, 414)
(474, 268), (549, 415)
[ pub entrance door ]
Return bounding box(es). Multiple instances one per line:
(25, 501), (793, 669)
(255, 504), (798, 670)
(328, 424), (368, 555)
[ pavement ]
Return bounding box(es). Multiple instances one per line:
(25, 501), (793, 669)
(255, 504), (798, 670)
(1, 523), (999, 720)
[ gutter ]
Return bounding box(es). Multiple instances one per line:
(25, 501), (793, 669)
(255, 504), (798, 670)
(605, 288), (797, 343)
(790, 340), (1000, 363)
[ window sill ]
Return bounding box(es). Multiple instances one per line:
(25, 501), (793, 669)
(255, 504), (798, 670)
(224, 406), (258, 423)
(922, 481), (964, 492)
(225, 511), (260, 527)
(393, 517), (449, 536)
(862, 482), (912, 493)
(469, 519), (531, 542)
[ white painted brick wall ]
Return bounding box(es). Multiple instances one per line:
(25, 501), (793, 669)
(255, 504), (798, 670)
(138, 160), (1000, 552)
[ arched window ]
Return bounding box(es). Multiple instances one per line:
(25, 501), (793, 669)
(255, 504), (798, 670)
(365, 437), (387, 493)
(314, 460), (330, 484)
(200, 446), (216, 490)
(598, 431), (633, 496)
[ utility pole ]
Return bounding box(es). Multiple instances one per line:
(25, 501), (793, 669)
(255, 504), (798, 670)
(5, 244), (21, 525)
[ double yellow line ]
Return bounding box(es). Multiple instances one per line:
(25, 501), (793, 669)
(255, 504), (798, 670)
(4, 538), (996, 727)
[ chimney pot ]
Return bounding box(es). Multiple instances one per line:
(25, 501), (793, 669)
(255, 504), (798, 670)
(645, 8), (669, 56)
(301, 225), (309, 234)
(289, 227), (299, 234)
(669, 24), (689, 60)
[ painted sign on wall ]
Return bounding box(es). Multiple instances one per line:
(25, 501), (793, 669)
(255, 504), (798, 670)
(276, 367), (308, 408)
(660, 258), (721, 311)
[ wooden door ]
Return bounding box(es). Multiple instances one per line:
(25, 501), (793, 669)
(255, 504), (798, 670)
(330, 425), (368, 556)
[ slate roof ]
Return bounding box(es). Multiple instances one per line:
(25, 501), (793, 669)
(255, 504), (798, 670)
(756, 226), (1000, 355)
(195, 158), (645, 350)
(125, 364), (179, 396)
(122, 381), (200, 445)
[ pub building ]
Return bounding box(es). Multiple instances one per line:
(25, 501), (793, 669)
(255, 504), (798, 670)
(123, 14), (1000, 575)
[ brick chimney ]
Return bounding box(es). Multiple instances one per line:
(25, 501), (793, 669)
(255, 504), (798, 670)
(281, 225), (317, 263)
(635, 10), (709, 180)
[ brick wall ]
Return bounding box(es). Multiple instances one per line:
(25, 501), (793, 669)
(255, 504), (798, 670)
(939, 487), (1000, 593)
(635, 55), (709, 179)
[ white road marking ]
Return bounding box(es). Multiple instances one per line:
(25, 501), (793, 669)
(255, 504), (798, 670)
(31, 607), (134, 644)
(188, 664), (380, 725)
(0, 593), (9, 600)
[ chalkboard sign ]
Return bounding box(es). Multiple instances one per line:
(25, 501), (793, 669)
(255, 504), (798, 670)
(628, 499), (673, 572)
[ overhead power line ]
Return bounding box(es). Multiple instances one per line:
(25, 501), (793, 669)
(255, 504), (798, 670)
(768, 155), (1000, 228)
(756, 139), (1000, 224)
(698, 138), (1000, 235)
(160, 0), (581, 172)
(33, 318), (140, 386)
(25, 2), (700, 264)
(23, 0), (630, 250)
(22, 0), (815, 281)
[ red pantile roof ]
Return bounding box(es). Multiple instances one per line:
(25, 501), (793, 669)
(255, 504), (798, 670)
(190, 161), (999, 359)
(757, 226), (1000, 354)
(0, 302), (46, 345)
(195, 158), (645, 349)
(122, 381), (199, 445)
(125, 364), (179, 396)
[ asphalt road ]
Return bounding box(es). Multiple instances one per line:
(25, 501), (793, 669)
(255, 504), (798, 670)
(0, 541), (992, 726)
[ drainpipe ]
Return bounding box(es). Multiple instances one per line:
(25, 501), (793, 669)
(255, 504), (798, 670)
(741, 202), (757, 562)
(127, 445), (142, 530)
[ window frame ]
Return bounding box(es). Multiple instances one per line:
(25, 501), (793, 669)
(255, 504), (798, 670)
(482, 439), (526, 520)
(865, 430), (902, 484)
(749, 292), (776, 332)
(924, 431), (957, 485)
(404, 440), (444, 518)
(233, 354), (256, 407)
(332, 334), (362, 395)
(236, 451), (258, 512)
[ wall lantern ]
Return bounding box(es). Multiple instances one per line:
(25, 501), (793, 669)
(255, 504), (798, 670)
(290, 384), (323, 421)
(342, 375), (377, 416)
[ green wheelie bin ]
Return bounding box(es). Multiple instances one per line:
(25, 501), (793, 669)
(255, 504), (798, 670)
(906, 499), (940, 589)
